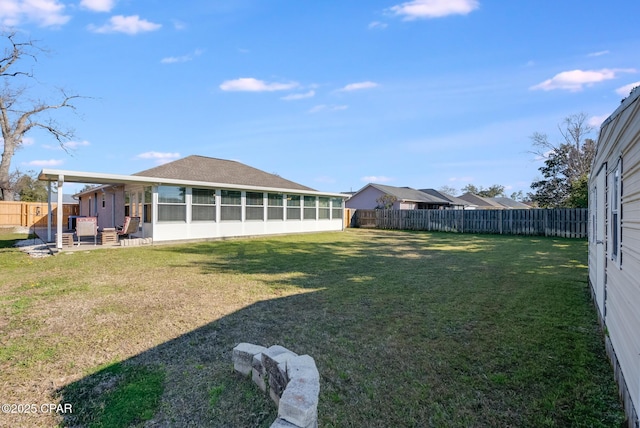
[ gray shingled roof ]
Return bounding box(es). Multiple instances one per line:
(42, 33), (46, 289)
(489, 197), (532, 209)
(458, 193), (505, 208)
(133, 155), (315, 192)
(419, 189), (471, 206)
(369, 184), (450, 204)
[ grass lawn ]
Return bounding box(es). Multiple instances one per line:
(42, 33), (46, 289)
(0, 229), (624, 427)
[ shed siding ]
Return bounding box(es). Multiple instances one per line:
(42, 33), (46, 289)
(589, 88), (640, 425)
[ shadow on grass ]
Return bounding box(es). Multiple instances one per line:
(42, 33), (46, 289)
(56, 231), (623, 427)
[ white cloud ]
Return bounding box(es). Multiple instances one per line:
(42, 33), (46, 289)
(448, 176), (474, 183)
(530, 68), (636, 92)
(281, 90), (315, 101)
(220, 78), (299, 92)
(24, 159), (64, 167)
(589, 114), (609, 128)
(362, 175), (393, 183)
(615, 81), (640, 97)
(0, 0), (70, 27)
(340, 81), (379, 92)
(135, 151), (180, 164)
(161, 49), (204, 64)
(80, 0), (115, 12)
(63, 140), (91, 149)
(389, 0), (479, 20)
(172, 20), (186, 30)
(308, 104), (348, 113)
(42, 140), (90, 150)
(89, 15), (162, 34)
(587, 50), (610, 57)
(368, 21), (388, 29)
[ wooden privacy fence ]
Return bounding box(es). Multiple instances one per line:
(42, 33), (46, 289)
(354, 208), (588, 238)
(0, 201), (79, 228)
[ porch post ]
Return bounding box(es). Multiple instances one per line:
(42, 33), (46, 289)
(56, 175), (64, 249)
(47, 181), (52, 242)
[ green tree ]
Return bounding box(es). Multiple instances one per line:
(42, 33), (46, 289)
(7, 169), (51, 201)
(529, 113), (596, 207)
(461, 184), (505, 198)
(376, 194), (397, 209)
(567, 174), (589, 208)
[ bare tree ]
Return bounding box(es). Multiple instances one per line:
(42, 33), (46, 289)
(529, 113), (596, 183)
(0, 32), (83, 200)
(529, 113), (596, 207)
(437, 185), (457, 196)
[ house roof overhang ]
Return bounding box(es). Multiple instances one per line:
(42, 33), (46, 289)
(38, 168), (348, 198)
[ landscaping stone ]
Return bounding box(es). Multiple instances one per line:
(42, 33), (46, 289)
(233, 343), (319, 428)
(262, 345), (298, 404)
(252, 352), (267, 392)
(286, 355), (319, 383)
(278, 377), (320, 428)
(233, 343), (267, 376)
(270, 416), (318, 428)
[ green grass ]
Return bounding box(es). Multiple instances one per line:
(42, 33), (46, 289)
(60, 362), (165, 428)
(0, 229), (625, 427)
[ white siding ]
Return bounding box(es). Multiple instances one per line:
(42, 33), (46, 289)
(589, 88), (640, 425)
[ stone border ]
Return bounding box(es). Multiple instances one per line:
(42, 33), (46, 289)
(233, 343), (319, 428)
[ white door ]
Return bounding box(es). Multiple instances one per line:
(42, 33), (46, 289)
(594, 166), (606, 317)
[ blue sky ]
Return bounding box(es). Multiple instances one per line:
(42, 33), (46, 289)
(3, 0), (640, 196)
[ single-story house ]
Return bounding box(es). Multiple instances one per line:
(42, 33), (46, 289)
(489, 197), (532, 209)
(418, 189), (473, 210)
(588, 86), (640, 427)
(38, 155), (347, 248)
(345, 183), (453, 210)
(457, 193), (530, 209)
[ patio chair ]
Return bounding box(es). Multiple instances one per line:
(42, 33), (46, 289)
(75, 217), (98, 246)
(117, 216), (140, 240)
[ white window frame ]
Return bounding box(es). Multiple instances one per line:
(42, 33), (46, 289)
(220, 190), (242, 221)
(609, 159), (622, 267)
(157, 186), (187, 223)
(192, 188), (216, 222)
(267, 193), (284, 221)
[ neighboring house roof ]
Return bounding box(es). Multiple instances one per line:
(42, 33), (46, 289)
(419, 189), (472, 207)
(132, 155), (315, 192)
(367, 183), (450, 204)
(489, 197), (531, 209)
(458, 193), (505, 208)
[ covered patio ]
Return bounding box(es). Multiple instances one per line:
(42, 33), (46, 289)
(38, 155), (347, 250)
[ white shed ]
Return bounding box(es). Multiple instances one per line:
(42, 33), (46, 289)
(588, 87), (640, 427)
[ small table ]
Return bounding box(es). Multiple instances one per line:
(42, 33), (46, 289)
(100, 228), (118, 245)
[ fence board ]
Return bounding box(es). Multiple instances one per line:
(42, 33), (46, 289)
(0, 201), (79, 228)
(353, 208), (588, 238)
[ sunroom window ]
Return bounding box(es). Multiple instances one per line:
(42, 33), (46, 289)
(287, 195), (301, 220)
(246, 192), (265, 221)
(158, 186), (186, 222)
(318, 197), (330, 220)
(268, 193), (284, 220)
(192, 188), (216, 222)
(331, 197), (343, 219)
(304, 196), (317, 220)
(220, 190), (241, 221)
